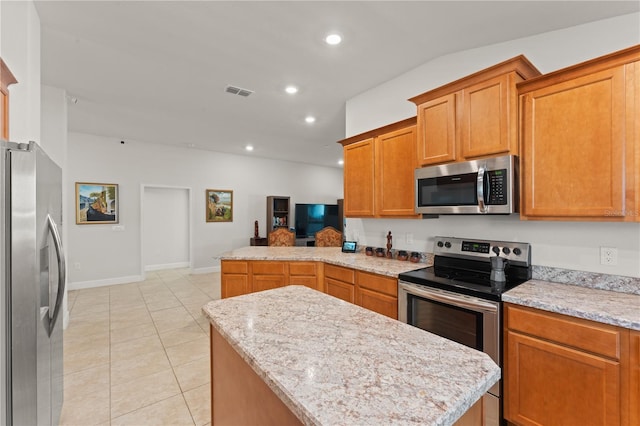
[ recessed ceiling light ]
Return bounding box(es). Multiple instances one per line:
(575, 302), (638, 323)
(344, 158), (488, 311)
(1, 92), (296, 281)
(245, 145), (254, 151)
(325, 33), (342, 45)
(285, 86), (298, 94)
(305, 116), (316, 124)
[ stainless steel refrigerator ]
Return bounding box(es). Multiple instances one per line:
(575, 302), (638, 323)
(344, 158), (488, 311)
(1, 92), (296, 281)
(1, 140), (65, 425)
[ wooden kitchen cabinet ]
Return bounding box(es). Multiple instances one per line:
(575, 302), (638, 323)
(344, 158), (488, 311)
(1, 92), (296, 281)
(410, 55), (540, 166)
(1, 58), (17, 140)
(340, 117), (419, 218)
(251, 261), (287, 293)
(324, 264), (355, 303)
(415, 93), (457, 165)
(288, 261), (321, 291)
(375, 124), (419, 217)
(504, 303), (630, 425)
(519, 45), (640, 222)
(631, 331), (640, 425)
(221, 260), (249, 298)
(343, 137), (375, 217)
(355, 270), (398, 319)
(222, 259), (398, 320)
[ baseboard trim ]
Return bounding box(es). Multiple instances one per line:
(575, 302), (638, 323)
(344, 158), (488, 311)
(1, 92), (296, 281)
(68, 274), (144, 291)
(145, 262), (190, 272)
(192, 266), (220, 274)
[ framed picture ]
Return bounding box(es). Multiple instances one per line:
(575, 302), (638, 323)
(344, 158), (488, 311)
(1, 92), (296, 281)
(75, 182), (119, 224)
(206, 189), (233, 222)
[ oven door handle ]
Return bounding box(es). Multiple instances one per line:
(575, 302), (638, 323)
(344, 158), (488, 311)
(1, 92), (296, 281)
(399, 282), (498, 313)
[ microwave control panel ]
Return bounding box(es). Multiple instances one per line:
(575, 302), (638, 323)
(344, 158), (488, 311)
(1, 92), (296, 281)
(487, 169), (507, 205)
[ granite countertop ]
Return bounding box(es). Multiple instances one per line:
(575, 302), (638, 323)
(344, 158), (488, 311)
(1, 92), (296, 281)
(503, 280), (640, 331)
(218, 246), (427, 277)
(203, 285), (500, 426)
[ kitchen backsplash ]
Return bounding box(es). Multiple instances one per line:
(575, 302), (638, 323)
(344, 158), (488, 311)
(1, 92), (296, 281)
(532, 266), (640, 296)
(378, 248), (640, 296)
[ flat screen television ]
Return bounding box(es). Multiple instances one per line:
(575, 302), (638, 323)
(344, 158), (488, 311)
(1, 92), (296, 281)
(294, 203), (339, 238)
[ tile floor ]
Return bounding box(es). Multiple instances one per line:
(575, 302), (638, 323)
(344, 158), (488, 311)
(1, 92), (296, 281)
(60, 268), (221, 426)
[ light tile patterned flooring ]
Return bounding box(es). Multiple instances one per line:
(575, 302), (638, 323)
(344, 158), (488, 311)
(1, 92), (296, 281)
(60, 268), (221, 426)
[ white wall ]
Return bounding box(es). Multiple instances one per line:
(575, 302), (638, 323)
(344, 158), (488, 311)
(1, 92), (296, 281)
(344, 13), (640, 278)
(142, 186), (190, 271)
(0, 1), (40, 145)
(66, 132), (343, 287)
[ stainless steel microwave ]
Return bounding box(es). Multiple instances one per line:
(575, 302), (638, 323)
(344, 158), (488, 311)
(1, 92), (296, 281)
(415, 155), (518, 215)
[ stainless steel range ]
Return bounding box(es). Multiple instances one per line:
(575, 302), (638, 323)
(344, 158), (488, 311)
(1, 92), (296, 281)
(398, 236), (532, 425)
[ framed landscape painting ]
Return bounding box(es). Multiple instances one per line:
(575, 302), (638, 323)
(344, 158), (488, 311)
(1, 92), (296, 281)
(75, 182), (119, 224)
(206, 189), (233, 222)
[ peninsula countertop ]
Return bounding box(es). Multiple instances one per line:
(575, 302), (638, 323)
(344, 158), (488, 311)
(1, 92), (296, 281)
(202, 285), (501, 426)
(218, 246), (428, 277)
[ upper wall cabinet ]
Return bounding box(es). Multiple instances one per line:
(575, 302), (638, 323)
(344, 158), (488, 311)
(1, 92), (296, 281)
(518, 44), (640, 222)
(339, 118), (419, 218)
(409, 56), (541, 166)
(1, 58), (18, 140)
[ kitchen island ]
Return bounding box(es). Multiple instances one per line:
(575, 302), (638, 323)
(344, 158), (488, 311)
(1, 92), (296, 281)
(202, 285), (500, 426)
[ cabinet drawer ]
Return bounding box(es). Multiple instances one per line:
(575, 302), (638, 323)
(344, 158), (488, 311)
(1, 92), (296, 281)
(222, 260), (248, 274)
(358, 288), (398, 319)
(324, 264), (355, 284)
(325, 278), (355, 303)
(288, 276), (318, 290)
(356, 271), (397, 297)
(252, 276), (286, 293)
(251, 261), (286, 275)
(289, 262), (316, 276)
(506, 304), (622, 359)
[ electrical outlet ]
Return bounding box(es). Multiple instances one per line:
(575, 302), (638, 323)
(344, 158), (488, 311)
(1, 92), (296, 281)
(406, 233), (414, 244)
(600, 247), (618, 266)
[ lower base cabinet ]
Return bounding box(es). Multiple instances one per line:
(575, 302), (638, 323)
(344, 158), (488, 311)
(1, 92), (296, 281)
(356, 270), (398, 319)
(504, 303), (633, 425)
(632, 331), (640, 425)
(324, 264), (356, 303)
(220, 260), (249, 298)
(222, 260), (399, 320)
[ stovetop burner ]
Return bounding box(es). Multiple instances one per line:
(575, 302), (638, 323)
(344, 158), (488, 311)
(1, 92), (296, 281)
(398, 236), (532, 302)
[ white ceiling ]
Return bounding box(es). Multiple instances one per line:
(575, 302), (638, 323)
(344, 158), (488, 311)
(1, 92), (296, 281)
(35, 1), (639, 168)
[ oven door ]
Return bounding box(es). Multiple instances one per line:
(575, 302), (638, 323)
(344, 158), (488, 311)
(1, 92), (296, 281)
(398, 280), (501, 424)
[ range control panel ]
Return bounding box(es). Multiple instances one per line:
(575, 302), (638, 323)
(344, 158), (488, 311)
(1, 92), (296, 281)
(433, 236), (531, 267)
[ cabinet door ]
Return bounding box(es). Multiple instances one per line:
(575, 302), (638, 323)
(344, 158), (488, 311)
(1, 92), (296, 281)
(416, 93), (457, 166)
(252, 275), (286, 293)
(375, 125), (419, 217)
(343, 139), (375, 217)
(460, 73), (513, 159)
(521, 66), (626, 219)
(357, 288), (397, 319)
(0, 90), (7, 140)
(221, 261), (249, 298)
(222, 274), (249, 298)
(505, 331), (622, 425)
(631, 331), (640, 425)
(325, 278), (355, 303)
(251, 261), (286, 293)
(629, 60), (640, 221)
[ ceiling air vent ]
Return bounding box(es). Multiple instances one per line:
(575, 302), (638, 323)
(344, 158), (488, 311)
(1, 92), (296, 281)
(225, 85), (253, 97)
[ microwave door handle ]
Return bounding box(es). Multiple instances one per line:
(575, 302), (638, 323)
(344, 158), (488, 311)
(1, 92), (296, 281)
(477, 165), (488, 213)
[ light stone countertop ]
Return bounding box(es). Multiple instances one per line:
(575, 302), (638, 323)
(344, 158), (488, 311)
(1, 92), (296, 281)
(203, 285), (501, 426)
(503, 280), (640, 331)
(218, 246), (428, 277)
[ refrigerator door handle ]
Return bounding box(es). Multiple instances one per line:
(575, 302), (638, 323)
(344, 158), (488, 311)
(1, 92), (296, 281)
(46, 214), (66, 336)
